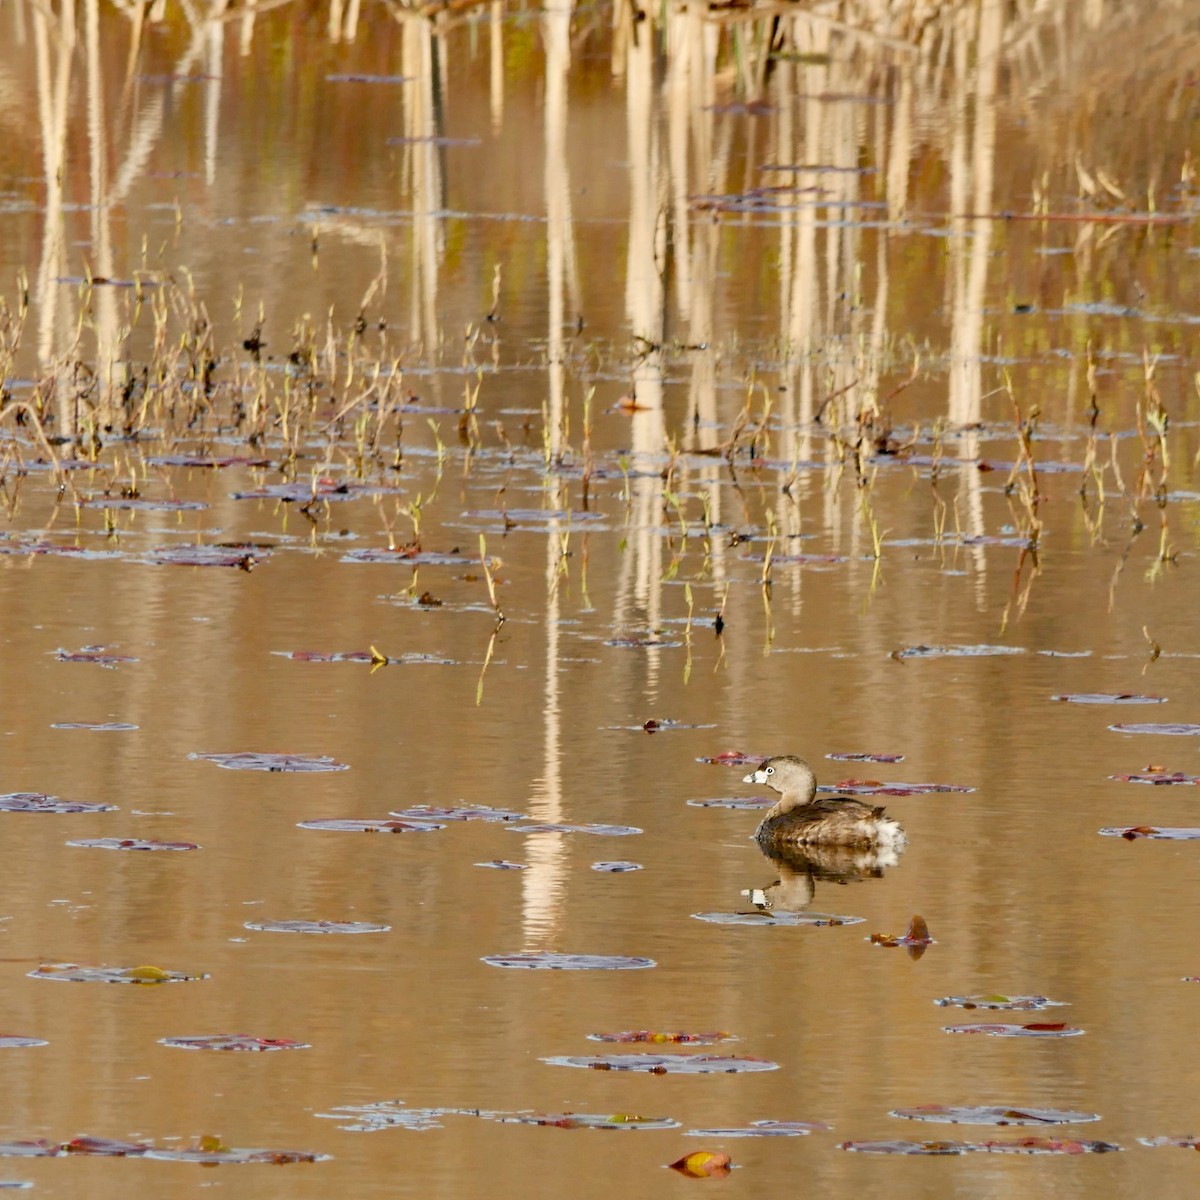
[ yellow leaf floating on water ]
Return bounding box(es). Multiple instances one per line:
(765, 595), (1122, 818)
(123, 965), (171, 982)
(667, 1150), (733, 1178)
(197, 1134), (229, 1154)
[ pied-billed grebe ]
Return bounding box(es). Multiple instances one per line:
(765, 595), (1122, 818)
(742, 755), (906, 851)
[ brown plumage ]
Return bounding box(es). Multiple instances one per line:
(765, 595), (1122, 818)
(742, 754), (906, 851)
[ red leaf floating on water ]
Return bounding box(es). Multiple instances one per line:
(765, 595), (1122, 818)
(62, 1136), (150, 1156)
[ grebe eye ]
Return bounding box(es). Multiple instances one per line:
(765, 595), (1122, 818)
(765, 766), (774, 775)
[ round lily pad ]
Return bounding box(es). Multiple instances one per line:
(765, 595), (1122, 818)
(244, 920), (390, 935)
(0, 1038), (47, 1049)
(482, 953), (654, 970)
(542, 1054), (778, 1074)
(943, 1023), (1082, 1038)
(934, 995), (1066, 1011)
(1109, 723), (1200, 736)
(52, 722), (139, 731)
(506, 823), (642, 836)
(499, 1113), (680, 1130)
(0, 793), (116, 813)
(67, 839), (198, 851)
(890, 1105), (1100, 1126)
(389, 805), (528, 823)
(1100, 826), (1200, 841)
(692, 911), (863, 927)
(1053, 693), (1164, 704)
(190, 752), (348, 772)
(687, 1120), (829, 1137)
(591, 862), (642, 873)
(587, 1031), (734, 1045)
(297, 818), (444, 833)
(29, 963), (207, 985)
(159, 1035), (310, 1051)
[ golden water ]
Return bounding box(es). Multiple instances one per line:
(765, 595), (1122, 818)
(1, 0), (1200, 1195)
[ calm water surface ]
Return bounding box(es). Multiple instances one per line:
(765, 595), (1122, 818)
(1, 0), (1200, 1195)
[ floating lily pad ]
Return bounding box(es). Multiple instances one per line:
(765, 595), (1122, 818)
(824, 779), (974, 796)
(1109, 723), (1200, 736)
(0, 793), (116, 814)
(474, 860), (527, 869)
(1110, 772), (1200, 785)
(979, 1137), (1120, 1154)
(159, 1035), (310, 1051)
(244, 920), (390, 935)
(890, 1105), (1100, 1126)
(389, 805), (528, 823)
(588, 1031), (735, 1045)
(483, 953), (655, 970)
(499, 1113), (680, 1130)
(315, 1103), (468, 1132)
(591, 861), (643, 873)
(297, 818), (444, 833)
(687, 1120), (829, 1137)
(840, 1139), (971, 1155)
(29, 963), (207, 984)
(61, 1136), (149, 1156)
(0, 1143), (55, 1159)
(894, 644), (1025, 659)
(147, 454), (271, 468)
(696, 751), (763, 767)
(79, 496), (207, 511)
(280, 650), (384, 663)
(1139, 1135), (1200, 1148)
(146, 544), (267, 568)
(1053, 693), (1165, 704)
(828, 751), (905, 763)
(190, 752), (348, 772)
(609, 719), (716, 733)
(341, 548), (485, 566)
(934, 995), (1066, 1011)
(143, 1142), (328, 1164)
(686, 796), (772, 809)
(543, 1054), (778, 1073)
(0, 1038), (47, 1049)
(232, 481), (359, 502)
(67, 838), (198, 851)
(52, 722), (139, 731)
(693, 911), (863, 927)
(1100, 826), (1200, 840)
(943, 1023), (1082, 1038)
(506, 823), (642, 836)
(603, 635), (682, 649)
(54, 648), (138, 667)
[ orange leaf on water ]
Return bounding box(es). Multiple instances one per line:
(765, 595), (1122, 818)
(667, 1150), (733, 1178)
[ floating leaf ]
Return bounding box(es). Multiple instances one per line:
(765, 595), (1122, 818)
(824, 780), (974, 796)
(840, 1139), (970, 1155)
(588, 1031), (735, 1045)
(1138, 1135), (1200, 1148)
(696, 752), (762, 767)
(543, 1054), (777, 1074)
(506, 823), (642, 836)
(79, 496), (207, 511)
(67, 838), (198, 851)
(980, 1137), (1120, 1154)
(894, 644), (1025, 659)
(29, 963), (207, 985)
(0, 1038), (47, 1049)
(500, 1113), (680, 1131)
(828, 752), (905, 763)
(667, 1150), (732, 1178)
(592, 862), (643, 873)
(61, 1136), (149, 1156)
(146, 544), (267, 568)
(1100, 826), (1200, 841)
(693, 911), (863, 927)
(159, 1035), (310, 1052)
(342, 548), (487, 566)
(1109, 723), (1200, 736)
(474, 860), (527, 870)
(934, 995), (1066, 1011)
(388, 804), (528, 823)
(0, 1143), (55, 1159)
(869, 915), (934, 957)
(146, 454), (271, 468)
(144, 1142), (329, 1164)
(943, 1023), (1082, 1038)
(54, 648), (138, 667)
(0, 793), (116, 813)
(1053, 693), (1165, 704)
(686, 796), (773, 810)
(1110, 772), (1200, 785)
(297, 818), (444, 833)
(190, 752), (348, 772)
(483, 953), (655, 971)
(244, 920), (390, 935)
(315, 1102), (456, 1132)
(686, 1120), (829, 1137)
(51, 722), (138, 731)
(890, 1105), (1100, 1126)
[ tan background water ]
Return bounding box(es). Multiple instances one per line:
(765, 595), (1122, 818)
(1, 0), (1200, 1195)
